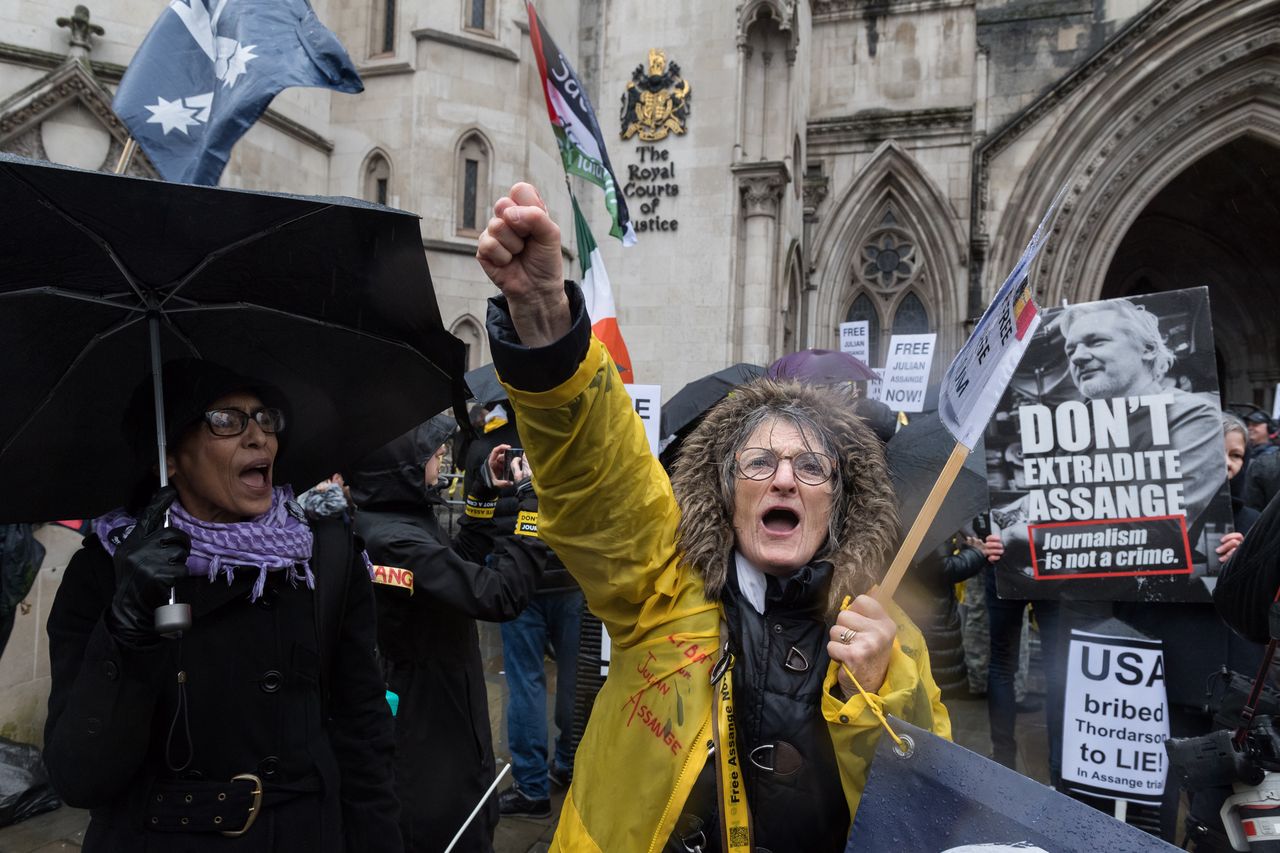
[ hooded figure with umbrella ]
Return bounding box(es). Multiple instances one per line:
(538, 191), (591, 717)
(1, 154), (467, 851)
(44, 360), (403, 852)
(348, 414), (542, 852)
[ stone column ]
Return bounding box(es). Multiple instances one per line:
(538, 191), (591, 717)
(801, 171), (829, 348)
(732, 162), (788, 365)
(733, 36), (750, 162)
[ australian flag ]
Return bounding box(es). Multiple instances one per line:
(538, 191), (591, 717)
(113, 0), (363, 185)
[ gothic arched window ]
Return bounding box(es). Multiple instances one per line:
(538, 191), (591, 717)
(451, 315), (484, 370)
(370, 0), (396, 56)
(846, 292), (881, 361)
(892, 291), (929, 336)
(464, 0), (494, 35)
(456, 132), (491, 236)
(362, 152), (391, 205)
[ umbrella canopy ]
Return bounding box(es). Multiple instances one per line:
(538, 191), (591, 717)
(660, 363), (765, 440)
(767, 348), (876, 384)
(0, 153), (466, 523)
(885, 412), (989, 558)
(464, 362), (507, 408)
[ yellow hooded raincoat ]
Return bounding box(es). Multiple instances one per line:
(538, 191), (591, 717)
(503, 336), (950, 852)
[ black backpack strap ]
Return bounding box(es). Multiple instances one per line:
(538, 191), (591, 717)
(310, 516), (354, 711)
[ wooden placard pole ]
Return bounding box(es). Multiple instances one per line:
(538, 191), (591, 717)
(113, 137), (137, 175)
(875, 440), (971, 603)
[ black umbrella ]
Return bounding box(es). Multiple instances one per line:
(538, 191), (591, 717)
(885, 412), (989, 558)
(464, 362), (507, 407)
(0, 153), (467, 525)
(660, 363), (765, 439)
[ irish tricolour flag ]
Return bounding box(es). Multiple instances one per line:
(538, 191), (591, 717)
(527, 2), (636, 246)
(571, 196), (633, 382)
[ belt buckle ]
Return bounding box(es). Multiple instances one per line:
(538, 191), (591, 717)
(220, 773), (263, 837)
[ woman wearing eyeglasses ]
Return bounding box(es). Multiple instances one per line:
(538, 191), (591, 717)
(43, 358), (401, 852)
(476, 183), (949, 852)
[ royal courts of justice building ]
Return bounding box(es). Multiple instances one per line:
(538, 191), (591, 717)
(3, 0), (1277, 412)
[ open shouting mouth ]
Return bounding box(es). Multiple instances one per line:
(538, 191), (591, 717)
(239, 459), (273, 493)
(762, 506), (800, 534)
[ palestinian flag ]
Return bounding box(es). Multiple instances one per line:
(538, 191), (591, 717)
(527, 2), (636, 246)
(572, 195), (634, 382)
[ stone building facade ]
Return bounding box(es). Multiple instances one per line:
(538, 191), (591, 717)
(3, 0), (1275, 399)
(0, 0), (1276, 738)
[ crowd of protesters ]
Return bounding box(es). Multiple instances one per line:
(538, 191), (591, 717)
(18, 180), (1280, 853)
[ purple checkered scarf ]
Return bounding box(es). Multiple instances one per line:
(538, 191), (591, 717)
(94, 487), (315, 601)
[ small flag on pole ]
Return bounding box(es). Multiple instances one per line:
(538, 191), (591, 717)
(526, 1), (636, 246)
(571, 195), (633, 382)
(937, 185), (1068, 450)
(876, 187), (1068, 602)
(113, 0), (363, 185)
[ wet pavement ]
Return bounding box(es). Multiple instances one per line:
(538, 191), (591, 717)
(0, 617), (1052, 853)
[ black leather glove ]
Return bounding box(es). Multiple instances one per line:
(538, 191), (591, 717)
(107, 486), (191, 647)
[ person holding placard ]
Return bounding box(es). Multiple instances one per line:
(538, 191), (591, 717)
(475, 182), (949, 852)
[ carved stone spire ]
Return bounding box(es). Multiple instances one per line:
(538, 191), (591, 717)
(57, 5), (104, 59)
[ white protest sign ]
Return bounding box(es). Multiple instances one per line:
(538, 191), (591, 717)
(625, 384), (662, 456)
(1061, 626), (1169, 806)
(939, 186), (1068, 449)
(839, 321), (870, 363)
(880, 334), (936, 413)
(1273, 383), (1279, 421)
(866, 368), (885, 402)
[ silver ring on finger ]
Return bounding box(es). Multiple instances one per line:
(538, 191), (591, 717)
(838, 627), (857, 645)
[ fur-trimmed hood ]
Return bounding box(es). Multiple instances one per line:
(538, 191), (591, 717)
(670, 379), (899, 617)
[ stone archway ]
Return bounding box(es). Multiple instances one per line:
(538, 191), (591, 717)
(981, 0), (1279, 408)
(810, 141), (965, 363)
(1101, 135), (1280, 408)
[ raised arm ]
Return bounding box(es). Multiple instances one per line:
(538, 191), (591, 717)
(475, 182), (570, 347)
(475, 184), (691, 642)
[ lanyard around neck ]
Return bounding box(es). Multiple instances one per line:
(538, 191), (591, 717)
(710, 619), (753, 852)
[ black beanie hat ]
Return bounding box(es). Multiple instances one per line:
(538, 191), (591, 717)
(123, 358), (288, 473)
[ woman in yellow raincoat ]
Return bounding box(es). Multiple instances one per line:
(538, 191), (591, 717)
(476, 183), (950, 852)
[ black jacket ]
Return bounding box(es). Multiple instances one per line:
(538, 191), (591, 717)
(350, 423), (539, 853)
(44, 522), (399, 853)
(900, 537), (987, 696)
(1244, 450), (1280, 513)
(1215, 491), (1280, 644)
(461, 418), (578, 593)
(1121, 494), (1266, 707)
(671, 560), (848, 853)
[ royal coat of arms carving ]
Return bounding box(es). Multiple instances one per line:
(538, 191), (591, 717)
(620, 49), (691, 142)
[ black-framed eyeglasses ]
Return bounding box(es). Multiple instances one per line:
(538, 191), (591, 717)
(733, 447), (836, 486)
(203, 407), (286, 437)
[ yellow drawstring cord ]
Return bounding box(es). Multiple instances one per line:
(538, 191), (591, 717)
(838, 595), (907, 752)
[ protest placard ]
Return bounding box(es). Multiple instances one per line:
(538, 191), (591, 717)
(866, 368), (885, 402)
(879, 333), (935, 413)
(1060, 623), (1169, 807)
(986, 287), (1231, 602)
(850, 717), (1178, 852)
(838, 320), (869, 363)
(625, 384), (662, 456)
(877, 190), (1062, 602)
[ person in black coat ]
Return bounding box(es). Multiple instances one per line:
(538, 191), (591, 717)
(1215, 490), (1280, 643)
(1117, 412), (1263, 847)
(900, 532), (994, 698)
(349, 415), (540, 853)
(44, 359), (400, 852)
